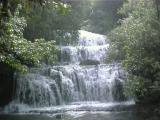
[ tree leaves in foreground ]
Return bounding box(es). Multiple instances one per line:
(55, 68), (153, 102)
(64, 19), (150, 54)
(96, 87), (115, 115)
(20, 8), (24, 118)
(108, 0), (160, 102)
(0, 6), (57, 73)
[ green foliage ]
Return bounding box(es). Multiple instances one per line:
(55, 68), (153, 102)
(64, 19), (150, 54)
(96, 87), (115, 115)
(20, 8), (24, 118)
(124, 76), (147, 100)
(0, 6), (57, 73)
(108, 0), (160, 100)
(0, 0), (70, 73)
(23, 0), (90, 45)
(83, 0), (123, 34)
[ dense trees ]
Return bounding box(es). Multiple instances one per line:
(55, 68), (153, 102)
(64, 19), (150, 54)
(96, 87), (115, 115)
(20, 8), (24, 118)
(23, 0), (91, 45)
(108, 0), (160, 102)
(0, 0), (70, 72)
(83, 0), (123, 34)
(0, 6), (57, 72)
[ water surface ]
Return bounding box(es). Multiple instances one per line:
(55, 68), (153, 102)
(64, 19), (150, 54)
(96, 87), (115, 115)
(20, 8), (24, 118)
(0, 111), (159, 120)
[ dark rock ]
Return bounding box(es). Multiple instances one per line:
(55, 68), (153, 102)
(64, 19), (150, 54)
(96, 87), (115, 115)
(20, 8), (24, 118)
(112, 79), (127, 101)
(136, 87), (160, 105)
(0, 63), (15, 107)
(80, 60), (100, 65)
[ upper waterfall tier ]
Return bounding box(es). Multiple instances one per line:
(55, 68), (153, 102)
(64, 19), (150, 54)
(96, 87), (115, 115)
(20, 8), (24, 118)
(78, 30), (107, 46)
(60, 30), (109, 64)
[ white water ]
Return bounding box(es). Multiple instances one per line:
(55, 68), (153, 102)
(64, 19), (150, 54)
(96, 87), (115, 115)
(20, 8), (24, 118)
(60, 30), (109, 64)
(3, 30), (133, 114)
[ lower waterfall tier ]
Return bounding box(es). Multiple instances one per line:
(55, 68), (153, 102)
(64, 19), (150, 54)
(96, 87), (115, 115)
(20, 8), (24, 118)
(9, 64), (127, 109)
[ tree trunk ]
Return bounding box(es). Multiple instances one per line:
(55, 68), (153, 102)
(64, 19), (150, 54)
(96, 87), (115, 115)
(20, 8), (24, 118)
(1, 0), (9, 18)
(155, 0), (160, 19)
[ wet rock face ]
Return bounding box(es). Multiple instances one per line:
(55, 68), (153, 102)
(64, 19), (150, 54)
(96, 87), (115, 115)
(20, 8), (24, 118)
(0, 63), (15, 107)
(112, 79), (127, 101)
(80, 60), (100, 65)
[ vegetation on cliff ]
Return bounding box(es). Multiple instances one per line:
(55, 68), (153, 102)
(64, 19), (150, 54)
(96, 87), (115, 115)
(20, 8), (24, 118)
(108, 0), (160, 103)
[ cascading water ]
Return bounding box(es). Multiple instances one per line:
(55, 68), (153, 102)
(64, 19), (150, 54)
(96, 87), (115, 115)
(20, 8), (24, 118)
(4, 30), (133, 113)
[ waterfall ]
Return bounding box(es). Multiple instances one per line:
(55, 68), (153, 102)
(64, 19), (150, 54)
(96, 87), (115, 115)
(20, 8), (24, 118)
(4, 30), (129, 112)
